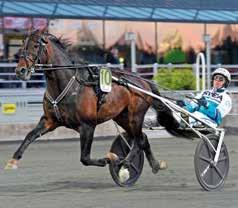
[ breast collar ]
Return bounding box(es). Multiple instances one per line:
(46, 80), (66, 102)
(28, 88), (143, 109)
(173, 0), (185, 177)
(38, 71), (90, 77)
(45, 70), (78, 122)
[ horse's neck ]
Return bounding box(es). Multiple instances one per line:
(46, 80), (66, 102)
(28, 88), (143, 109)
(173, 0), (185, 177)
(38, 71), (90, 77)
(46, 42), (75, 96)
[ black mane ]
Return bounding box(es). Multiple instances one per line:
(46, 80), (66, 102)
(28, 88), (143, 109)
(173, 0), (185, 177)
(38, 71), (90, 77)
(48, 34), (71, 51)
(47, 33), (85, 64)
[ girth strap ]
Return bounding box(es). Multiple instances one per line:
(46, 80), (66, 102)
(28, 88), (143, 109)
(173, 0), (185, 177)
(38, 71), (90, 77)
(45, 70), (78, 122)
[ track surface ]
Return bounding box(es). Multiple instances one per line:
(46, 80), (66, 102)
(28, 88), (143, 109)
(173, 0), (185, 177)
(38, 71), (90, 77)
(0, 135), (238, 208)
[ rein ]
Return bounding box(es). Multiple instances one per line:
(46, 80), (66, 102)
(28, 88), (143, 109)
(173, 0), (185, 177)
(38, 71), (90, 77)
(34, 64), (120, 71)
(35, 63), (89, 69)
(34, 63), (186, 101)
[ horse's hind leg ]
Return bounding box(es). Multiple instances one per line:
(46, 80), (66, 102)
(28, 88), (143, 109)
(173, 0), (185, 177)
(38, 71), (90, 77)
(139, 133), (160, 174)
(124, 131), (161, 174)
(4, 116), (56, 169)
(114, 112), (160, 173)
(78, 123), (109, 167)
(113, 114), (141, 165)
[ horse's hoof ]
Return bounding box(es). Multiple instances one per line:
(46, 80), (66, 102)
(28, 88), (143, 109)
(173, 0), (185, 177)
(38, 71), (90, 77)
(4, 159), (19, 170)
(106, 152), (119, 161)
(152, 162), (160, 174)
(159, 160), (168, 170)
(118, 166), (130, 183)
(152, 160), (168, 173)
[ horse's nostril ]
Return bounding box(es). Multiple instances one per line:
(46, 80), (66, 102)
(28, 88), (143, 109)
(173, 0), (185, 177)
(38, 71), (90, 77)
(20, 68), (27, 75)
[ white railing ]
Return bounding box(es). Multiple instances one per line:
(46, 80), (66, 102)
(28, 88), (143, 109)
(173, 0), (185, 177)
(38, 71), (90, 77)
(135, 62), (238, 89)
(195, 52), (206, 91)
(1, 61), (238, 89)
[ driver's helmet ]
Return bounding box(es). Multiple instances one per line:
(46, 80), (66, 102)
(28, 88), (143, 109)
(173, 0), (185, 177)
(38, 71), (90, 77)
(212, 67), (231, 88)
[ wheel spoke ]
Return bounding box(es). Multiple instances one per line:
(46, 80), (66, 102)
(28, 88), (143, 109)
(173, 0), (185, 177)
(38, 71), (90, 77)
(211, 164), (214, 185)
(120, 136), (132, 149)
(201, 164), (211, 178)
(205, 143), (213, 158)
(130, 163), (139, 174)
(119, 138), (129, 156)
(217, 156), (227, 163)
(214, 165), (224, 179)
(199, 155), (211, 163)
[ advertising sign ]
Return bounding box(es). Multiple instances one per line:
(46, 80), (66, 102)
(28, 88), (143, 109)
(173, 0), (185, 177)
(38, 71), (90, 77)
(2, 103), (17, 114)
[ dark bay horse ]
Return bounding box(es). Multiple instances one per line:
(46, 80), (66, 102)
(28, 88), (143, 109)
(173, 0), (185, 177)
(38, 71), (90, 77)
(5, 29), (175, 174)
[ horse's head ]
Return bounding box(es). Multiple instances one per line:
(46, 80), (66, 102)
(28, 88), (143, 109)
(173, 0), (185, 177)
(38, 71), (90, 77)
(15, 29), (49, 81)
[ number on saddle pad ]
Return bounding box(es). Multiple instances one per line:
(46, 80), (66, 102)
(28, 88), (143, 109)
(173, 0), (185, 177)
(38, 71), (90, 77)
(100, 67), (112, 92)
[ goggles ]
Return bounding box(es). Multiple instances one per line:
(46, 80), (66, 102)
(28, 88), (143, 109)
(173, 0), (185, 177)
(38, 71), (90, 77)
(214, 75), (225, 82)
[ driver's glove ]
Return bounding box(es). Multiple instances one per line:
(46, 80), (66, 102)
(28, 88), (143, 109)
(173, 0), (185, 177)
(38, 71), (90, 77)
(176, 100), (185, 107)
(197, 97), (208, 108)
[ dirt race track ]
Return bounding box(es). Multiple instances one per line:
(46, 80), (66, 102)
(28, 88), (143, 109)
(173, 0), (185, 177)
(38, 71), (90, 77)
(0, 134), (238, 208)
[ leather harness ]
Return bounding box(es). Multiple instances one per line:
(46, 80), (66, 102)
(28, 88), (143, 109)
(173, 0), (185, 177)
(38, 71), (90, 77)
(44, 68), (105, 122)
(45, 70), (78, 122)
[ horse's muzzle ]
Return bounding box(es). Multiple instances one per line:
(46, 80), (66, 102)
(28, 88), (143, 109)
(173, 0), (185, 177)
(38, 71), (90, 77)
(15, 67), (31, 81)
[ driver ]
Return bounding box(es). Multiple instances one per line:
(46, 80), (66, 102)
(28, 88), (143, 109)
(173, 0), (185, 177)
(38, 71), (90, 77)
(177, 68), (232, 127)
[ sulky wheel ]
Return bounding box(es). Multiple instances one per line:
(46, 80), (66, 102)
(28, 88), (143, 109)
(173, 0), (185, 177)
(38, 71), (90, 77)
(194, 134), (229, 191)
(109, 133), (144, 187)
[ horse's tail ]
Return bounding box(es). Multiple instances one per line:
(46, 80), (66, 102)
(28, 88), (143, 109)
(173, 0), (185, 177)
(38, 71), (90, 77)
(148, 82), (180, 135)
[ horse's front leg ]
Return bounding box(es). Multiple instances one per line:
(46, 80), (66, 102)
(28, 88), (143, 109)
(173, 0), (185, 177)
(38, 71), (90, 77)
(79, 123), (110, 167)
(4, 116), (56, 170)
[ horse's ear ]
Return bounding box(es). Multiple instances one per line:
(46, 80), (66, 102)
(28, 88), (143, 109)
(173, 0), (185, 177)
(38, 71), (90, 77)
(27, 28), (33, 36)
(39, 27), (48, 44)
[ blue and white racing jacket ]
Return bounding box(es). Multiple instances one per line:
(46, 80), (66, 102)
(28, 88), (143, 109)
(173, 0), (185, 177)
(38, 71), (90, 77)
(184, 88), (232, 125)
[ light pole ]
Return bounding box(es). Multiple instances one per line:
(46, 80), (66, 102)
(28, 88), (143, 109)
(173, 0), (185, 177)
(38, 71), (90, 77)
(203, 34), (211, 89)
(125, 32), (137, 73)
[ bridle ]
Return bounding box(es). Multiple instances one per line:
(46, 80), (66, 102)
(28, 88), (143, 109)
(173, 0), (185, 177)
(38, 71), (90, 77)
(20, 33), (48, 73)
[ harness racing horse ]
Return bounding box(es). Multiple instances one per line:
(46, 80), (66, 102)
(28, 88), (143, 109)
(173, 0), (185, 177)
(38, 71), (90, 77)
(5, 29), (172, 177)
